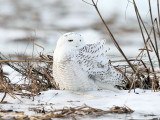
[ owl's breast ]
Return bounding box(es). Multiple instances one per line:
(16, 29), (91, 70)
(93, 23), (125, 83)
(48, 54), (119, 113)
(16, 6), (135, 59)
(53, 61), (98, 91)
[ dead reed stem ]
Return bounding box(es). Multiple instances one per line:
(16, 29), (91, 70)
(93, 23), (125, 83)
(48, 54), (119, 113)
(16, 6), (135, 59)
(158, 0), (160, 28)
(0, 63), (22, 102)
(90, 0), (136, 73)
(133, 0), (155, 73)
(148, 0), (160, 69)
(0, 90), (7, 103)
(0, 59), (52, 63)
(43, 68), (59, 90)
(0, 63), (7, 103)
(135, 0), (160, 90)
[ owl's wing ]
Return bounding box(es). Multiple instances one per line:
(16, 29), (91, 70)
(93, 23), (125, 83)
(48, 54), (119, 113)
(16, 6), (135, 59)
(75, 39), (126, 89)
(75, 39), (109, 71)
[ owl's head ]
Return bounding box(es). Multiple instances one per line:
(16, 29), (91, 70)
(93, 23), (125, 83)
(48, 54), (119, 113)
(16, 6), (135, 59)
(56, 32), (85, 50)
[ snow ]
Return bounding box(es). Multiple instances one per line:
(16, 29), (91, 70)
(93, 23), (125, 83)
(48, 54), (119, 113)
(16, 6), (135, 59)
(0, 89), (160, 119)
(0, 0), (158, 57)
(0, 0), (160, 119)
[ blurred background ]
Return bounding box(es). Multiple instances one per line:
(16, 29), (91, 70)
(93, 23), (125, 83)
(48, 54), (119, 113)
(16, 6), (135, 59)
(0, 0), (158, 58)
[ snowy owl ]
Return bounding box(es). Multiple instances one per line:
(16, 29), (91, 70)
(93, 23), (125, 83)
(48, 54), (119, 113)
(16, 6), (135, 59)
(53, 32), (126, 91)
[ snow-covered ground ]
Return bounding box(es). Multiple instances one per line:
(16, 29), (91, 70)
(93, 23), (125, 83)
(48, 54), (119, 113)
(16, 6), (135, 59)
(0, 0), (160, 119)
(0, 89), (160, 119)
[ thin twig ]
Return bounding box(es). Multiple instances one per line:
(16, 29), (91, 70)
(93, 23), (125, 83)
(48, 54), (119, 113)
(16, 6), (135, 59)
(157, 0), (160, 31)
(0, 64), (7, 103)
(137, 16), (159, 62)
(96, 0), (99, 6)
(0, 90), (7, 103)
(82, 0), (93, 6)
(43, 68), (59, 90)
(133, 0), (155, 73)
(0, 59), (52, 63)
(149, 0), (160, 68)
(133, 0), (157, 91)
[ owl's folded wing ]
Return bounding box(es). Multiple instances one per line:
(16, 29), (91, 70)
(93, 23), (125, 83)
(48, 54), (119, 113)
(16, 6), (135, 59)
(75, 40), (126, 88)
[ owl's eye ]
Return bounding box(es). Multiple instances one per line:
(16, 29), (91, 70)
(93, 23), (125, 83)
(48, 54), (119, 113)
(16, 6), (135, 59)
(68, 39), (73, 42)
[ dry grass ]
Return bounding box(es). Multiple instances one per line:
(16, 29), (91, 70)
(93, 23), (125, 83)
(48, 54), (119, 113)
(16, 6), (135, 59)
(0, 0), (160, 119)
(0, 52), (59, 103)
(0, 0), (159, 103)
(0, 104), (134, 120)
(86, 0), (160, 92)
(0, 0), (159, 99)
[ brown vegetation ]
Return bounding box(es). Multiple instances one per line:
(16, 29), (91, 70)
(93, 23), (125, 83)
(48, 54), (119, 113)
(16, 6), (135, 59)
(0, 0), (160, 119)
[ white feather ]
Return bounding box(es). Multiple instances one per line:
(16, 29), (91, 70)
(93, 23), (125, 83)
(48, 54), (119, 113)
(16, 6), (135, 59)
(53, 32), (126, 91)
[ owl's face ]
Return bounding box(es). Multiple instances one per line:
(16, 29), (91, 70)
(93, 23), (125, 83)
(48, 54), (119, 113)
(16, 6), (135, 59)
(56, 32), (85, 50)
